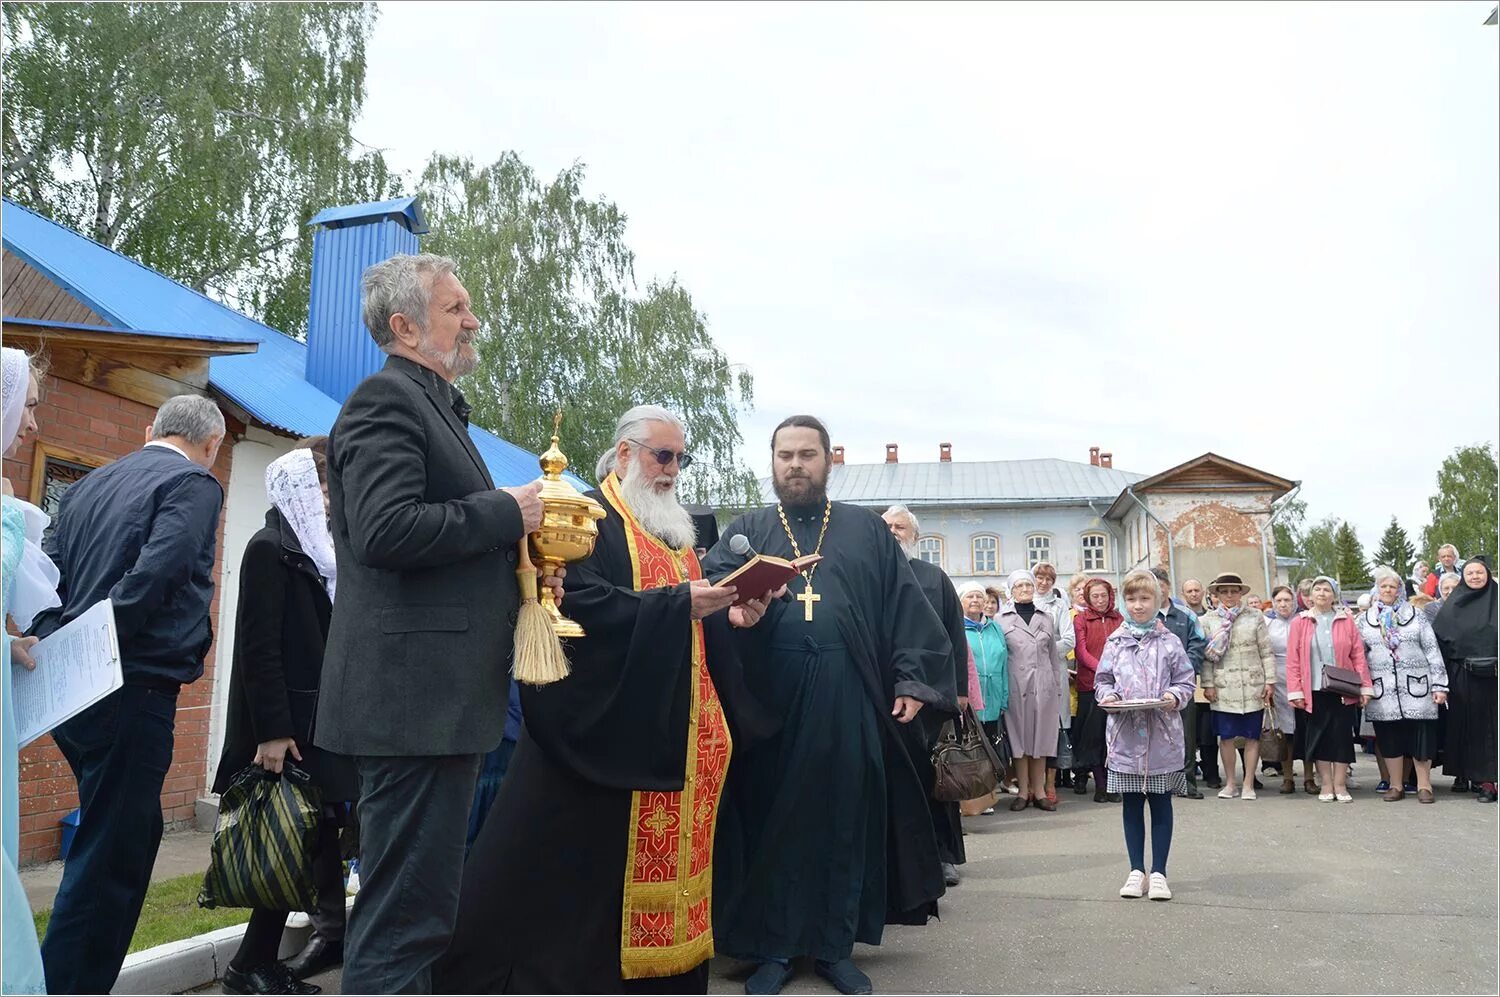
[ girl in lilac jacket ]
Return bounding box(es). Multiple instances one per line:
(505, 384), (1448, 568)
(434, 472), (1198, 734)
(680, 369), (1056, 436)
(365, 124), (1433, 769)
(1095, 570), (1197, 902)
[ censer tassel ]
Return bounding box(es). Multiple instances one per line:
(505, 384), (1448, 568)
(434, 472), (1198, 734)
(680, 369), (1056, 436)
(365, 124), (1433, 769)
(511, 540), (571, 686)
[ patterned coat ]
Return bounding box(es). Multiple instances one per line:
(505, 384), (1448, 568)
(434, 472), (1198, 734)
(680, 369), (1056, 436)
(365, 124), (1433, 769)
(1094, 622), (1197, 777)
(1200, 609), (1275, 714)
(1357, 603), (1448, 722)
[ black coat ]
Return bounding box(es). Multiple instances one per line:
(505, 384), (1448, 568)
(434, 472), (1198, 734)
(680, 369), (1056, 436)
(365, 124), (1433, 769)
(214, 508), (358, 801)
(315, 356), (527, 757)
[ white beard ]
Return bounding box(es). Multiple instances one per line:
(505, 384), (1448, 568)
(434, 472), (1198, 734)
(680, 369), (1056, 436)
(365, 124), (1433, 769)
(621, 459), (697, 551)
(899, 540), (917, 560)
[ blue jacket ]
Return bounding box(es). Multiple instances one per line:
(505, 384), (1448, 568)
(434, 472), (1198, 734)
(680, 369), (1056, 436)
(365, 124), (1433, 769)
(1158, 603), (1208, 674)
(33, 445), (223, 688)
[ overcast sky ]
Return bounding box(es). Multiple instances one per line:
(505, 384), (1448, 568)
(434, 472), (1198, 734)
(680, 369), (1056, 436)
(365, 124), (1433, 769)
(358, 1), (1498, 550)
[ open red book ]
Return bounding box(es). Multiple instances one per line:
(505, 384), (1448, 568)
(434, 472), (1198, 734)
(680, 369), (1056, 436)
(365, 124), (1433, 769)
(713, 554), (822, 606)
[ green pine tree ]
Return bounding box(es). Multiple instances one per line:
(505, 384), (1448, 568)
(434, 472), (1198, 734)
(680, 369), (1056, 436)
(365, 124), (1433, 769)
(1332, 522), (1371, 591)
(1372, 517), (1417, 578)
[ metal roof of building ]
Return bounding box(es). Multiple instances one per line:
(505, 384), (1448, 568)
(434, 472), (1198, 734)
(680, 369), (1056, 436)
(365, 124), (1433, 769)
(1, 199), (560, 487)
(758, 458), (1146, 507)
(307, 197), (429, 234)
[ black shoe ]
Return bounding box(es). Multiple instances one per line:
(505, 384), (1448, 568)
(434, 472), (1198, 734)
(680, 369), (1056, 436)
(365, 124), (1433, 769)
(1093, 788), (1108, 803)
(746, 960), (794, 995)
(1204, 777), (1223, 789)
(941, 861), (960, 886)
(815, 958), (873, 995)
(1073, 776), (1091, 795)
(1253, 777), (1265, 790)
(223, 963), (322, 995)
(1452, 778), (1471, 793)
(1107, 792), (1122, 803)
(284, 934), (343, 981)
(1181, 785), (1204, 800)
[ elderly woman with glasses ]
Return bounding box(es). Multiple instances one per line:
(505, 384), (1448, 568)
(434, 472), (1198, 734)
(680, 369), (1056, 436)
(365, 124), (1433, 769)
(1000, 569), (1063, 811)
(1287, 576), (1373, 803)
(1356, 566), (1447, 803)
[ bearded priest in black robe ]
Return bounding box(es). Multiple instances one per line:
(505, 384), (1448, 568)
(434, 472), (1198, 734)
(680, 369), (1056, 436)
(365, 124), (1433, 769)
(882, 503), (970, 887)
(435, 405), (776, 994)
(702, 415), (957, 997)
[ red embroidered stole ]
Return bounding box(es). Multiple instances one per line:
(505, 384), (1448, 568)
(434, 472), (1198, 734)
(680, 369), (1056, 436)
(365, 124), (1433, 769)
(600, 473), (732, 979)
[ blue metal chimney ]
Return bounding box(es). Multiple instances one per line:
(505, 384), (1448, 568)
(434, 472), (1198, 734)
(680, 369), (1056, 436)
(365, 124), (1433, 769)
(304, 197), (430, 402)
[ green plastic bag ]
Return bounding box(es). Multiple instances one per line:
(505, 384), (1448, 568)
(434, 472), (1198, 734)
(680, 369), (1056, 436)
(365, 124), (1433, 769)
(199, 763), (321, 912)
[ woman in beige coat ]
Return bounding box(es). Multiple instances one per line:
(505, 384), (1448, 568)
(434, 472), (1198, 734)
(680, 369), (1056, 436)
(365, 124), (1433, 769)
(1200, 572), (1276, 800)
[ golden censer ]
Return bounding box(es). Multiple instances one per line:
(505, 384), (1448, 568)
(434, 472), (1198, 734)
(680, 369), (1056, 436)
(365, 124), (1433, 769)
(529, 410), (607, 637)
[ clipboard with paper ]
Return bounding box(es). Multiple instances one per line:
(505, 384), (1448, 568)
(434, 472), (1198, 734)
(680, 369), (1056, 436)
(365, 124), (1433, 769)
(11, 599), (124, 747)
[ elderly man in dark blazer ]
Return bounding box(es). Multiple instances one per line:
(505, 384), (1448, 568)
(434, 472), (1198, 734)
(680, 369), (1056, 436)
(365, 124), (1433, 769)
(315, 253), (549, 994)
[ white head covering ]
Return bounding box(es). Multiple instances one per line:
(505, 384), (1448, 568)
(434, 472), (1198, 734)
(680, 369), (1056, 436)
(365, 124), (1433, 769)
(1007, 568), (1036, 590)
(266, 449), (336, 599)
(1, 347), (62, 627)
(956, 581), (986, 599)
(3, 347), (30, 456)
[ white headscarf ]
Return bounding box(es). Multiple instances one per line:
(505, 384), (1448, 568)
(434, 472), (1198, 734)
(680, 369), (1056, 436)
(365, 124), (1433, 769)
(1007, 568), (1037, 591)
(265, 449), (336, 600)
(1, 347), (62, 628)
(956, 581), (986, 599)
(2, 347), (29, 457)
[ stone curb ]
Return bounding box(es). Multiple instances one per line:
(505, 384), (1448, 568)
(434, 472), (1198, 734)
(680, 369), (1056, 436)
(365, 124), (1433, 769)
(112, 900), (351, 995)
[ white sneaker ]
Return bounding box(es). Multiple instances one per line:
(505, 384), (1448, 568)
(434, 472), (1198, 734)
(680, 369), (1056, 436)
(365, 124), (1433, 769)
(1335, 792), (1354, 803)
(1119, 870), (1146, 898)
(1241, 787), (1257, 801)
(1148, 872), (1172, 901)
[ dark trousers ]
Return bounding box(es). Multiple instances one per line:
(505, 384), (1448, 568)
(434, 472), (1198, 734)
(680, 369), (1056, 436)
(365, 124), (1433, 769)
(230, 813), (348, 969)
(1182, 699), (1199, 787)
(1197, 704), (1219, 780)
(344, 753), (481, 994)
(41, 684), (178, 994)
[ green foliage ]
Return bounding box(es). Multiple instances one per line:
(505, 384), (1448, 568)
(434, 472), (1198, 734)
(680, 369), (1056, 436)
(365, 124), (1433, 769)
(1372, 517), (1417, 578)
(1295, 517), (1340, 582)
(1, 1), (398, 333)
(1332, 521), (1371, 590)
(1273, 497), (1307, 560)
(418, 153), (758, 507)
(1421, 443), (1498, 562)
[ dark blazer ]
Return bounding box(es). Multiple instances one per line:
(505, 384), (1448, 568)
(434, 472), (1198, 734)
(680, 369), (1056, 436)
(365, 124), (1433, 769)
(214, 509), (358, 800)
(314, 355), (527, 757)
(33, 444), (223, 688)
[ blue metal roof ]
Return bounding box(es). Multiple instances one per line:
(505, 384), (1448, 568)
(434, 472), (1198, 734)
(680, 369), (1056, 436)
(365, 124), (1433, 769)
(0, 315), (259, 346)
(307, 197), (429, 235)
(1, 198), (566, 487)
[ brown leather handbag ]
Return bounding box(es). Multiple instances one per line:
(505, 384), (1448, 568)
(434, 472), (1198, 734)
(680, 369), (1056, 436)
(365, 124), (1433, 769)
(1322, 665), (1363, 698)
(932, 705), (1004, 802)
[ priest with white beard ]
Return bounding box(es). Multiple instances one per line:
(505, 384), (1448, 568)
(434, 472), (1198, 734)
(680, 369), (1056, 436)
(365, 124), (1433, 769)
(437, 405), (779, 994)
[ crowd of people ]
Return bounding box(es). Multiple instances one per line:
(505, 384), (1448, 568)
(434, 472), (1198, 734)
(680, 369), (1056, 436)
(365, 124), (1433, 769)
(0, 252), (1496, 996)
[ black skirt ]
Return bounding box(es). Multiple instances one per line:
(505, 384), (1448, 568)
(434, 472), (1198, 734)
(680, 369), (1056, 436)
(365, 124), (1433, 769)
(1299, 691), (1355, 764)
(1372, 718), (1441, 762)
(1070, 692), (1106, 771)
(1445, 665), (1498, 784)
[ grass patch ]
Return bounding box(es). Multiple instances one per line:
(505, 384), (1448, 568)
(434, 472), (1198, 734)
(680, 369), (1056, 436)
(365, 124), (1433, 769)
(33, 871), (250, 954)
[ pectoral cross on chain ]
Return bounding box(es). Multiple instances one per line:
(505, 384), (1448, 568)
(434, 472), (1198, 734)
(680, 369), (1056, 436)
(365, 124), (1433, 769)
(796, 582), (821, 621)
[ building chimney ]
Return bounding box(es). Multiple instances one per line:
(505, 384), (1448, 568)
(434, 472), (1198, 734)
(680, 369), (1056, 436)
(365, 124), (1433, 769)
(885, 443), (899, 464)
(832, 445), (845, 466)
(1100, 452), (1113, 468)
(1089, 446), (1101, 466)
(939, 442), (953, 462)
(304, 197), (431, 403)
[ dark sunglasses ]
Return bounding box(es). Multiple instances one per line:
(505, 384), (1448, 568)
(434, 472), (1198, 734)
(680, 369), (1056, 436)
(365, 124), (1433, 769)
(630, 440), (693, 471)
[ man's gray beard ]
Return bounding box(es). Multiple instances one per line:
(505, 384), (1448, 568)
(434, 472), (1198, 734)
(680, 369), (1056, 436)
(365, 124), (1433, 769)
(418, 335), (477, 380)
(621, 460), (697, 550)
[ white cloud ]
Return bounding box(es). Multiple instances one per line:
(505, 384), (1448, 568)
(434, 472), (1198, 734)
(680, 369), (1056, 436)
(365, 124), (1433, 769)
(359, 0), (1499, 548)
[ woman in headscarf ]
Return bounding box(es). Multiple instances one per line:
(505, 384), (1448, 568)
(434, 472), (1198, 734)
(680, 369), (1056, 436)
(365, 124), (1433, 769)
(1434, 558), (1498, 803)
(999, 569), (1062, 811)
(2, 346), (61, 993)
(1287, 576), (1373, 803)
(1264, 585), (1301, 794)
(1073, 578), (1122, 802)
(1200, 573), (1276, 800)
(959, 582), (1005, 813)
(1356, 566), (1447, 803)
(213, 445), (356, 995)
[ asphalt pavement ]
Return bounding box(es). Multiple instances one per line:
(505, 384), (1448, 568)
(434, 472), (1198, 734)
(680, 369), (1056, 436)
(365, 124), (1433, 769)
(287, 769), (1497, 995)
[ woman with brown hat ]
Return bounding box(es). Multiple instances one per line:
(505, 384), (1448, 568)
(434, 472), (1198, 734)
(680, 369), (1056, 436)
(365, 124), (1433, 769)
(1199, 572), (1275, 800)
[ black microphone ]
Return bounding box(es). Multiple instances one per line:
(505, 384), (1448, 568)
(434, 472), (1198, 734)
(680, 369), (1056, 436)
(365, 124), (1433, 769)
(728, 534), (756, 559)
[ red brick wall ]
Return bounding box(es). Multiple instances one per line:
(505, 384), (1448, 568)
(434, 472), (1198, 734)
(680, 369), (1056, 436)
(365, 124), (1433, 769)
(4, 374), (234, 864)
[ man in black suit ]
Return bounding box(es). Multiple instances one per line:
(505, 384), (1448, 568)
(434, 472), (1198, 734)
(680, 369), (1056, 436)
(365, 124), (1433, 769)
(314, 253), (551, 994)
(32, 394), (226, 994)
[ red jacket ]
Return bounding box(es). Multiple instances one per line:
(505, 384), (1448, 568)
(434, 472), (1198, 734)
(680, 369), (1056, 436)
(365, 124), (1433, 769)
(1072, 579), (1122, 694)
(1286, 612), (1373, 710)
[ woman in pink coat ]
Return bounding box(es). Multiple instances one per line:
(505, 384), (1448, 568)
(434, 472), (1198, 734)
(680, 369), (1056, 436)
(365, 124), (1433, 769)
(1286, 576), (1373, 803)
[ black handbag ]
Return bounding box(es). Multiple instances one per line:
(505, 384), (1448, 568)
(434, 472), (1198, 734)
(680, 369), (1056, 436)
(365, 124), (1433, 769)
(1464, 657), (1498, 679)
(932, 705), (1004, 802)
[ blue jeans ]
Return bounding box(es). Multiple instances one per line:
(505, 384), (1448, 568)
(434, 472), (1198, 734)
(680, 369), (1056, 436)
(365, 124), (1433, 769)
(42, 683), (178, 994)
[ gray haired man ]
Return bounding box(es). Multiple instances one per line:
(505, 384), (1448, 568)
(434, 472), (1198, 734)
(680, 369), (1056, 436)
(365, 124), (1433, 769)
(315, 254), (556, 993)
(33, 394), (227, 993)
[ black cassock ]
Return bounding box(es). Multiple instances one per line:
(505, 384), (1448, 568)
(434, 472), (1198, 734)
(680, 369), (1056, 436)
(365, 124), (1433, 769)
(908, 556), (970, 867)
(702, 500), (957, 964)
(434, 491), (769, 994)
